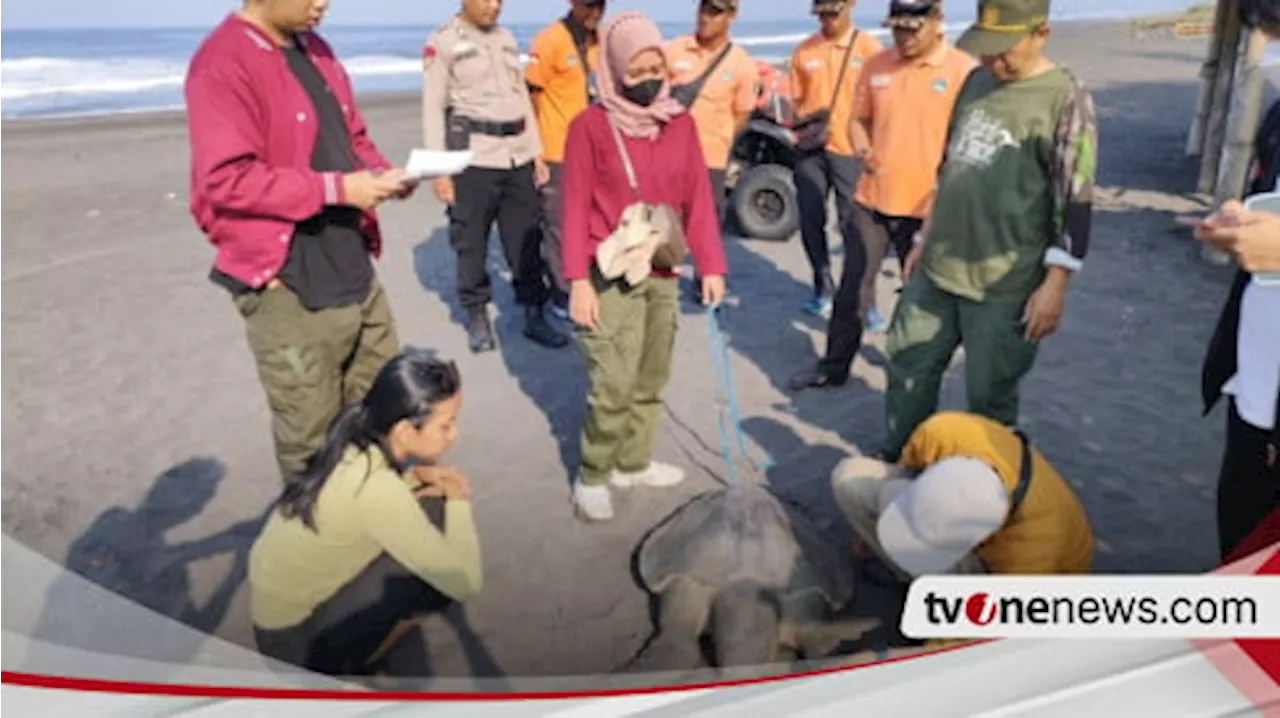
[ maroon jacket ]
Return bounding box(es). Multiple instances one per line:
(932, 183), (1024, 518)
(184, 14), (392, 289)
(560, 105), (728, 283)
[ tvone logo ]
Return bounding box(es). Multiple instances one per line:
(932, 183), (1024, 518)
(965, 592), (998, 625)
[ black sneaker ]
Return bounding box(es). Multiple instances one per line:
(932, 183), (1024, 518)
(786, 365), (848, 392)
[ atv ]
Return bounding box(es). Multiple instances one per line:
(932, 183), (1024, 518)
(724, 67), (803, 242)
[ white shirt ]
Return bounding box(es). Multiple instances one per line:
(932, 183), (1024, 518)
(1222, 180), (1280, 430)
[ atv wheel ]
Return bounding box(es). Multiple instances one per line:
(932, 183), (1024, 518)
(731, 164), (798, 241)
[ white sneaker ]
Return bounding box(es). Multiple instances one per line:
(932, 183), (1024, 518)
(610, 461), (686, 488)
(572, 482), (614, 521)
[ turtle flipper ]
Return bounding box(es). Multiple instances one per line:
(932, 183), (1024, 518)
(627, 576), (712, 673)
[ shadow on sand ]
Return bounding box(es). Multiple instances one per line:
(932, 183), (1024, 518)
(25, 458), (263, 674)
(412, 228), (585, 489)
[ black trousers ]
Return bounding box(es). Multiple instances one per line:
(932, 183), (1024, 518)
(253, 497), (454, 676)
(539, 161), (568, 301)
(818, 203), (921, 380)
(854, 204), (921, 317)
(1217, 400), (1280, 561)
(794, 150), (862, 295)
(448, 163), (551, 310)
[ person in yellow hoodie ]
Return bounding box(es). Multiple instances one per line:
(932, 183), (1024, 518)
(831, 411), (1093, 581)
(248, 349), (482, 676)
(526, 0), (607, 319)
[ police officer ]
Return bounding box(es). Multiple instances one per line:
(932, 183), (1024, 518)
(423, 0), (568, 353)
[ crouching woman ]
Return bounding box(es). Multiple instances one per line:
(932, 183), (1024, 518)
(247, 349), (482, 676)
(560, 10), (728, 522)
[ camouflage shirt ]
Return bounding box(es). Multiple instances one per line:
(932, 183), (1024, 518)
(921, 64), (1098, 302)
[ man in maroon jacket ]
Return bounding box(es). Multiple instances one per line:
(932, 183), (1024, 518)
(185, 0), (413, 482)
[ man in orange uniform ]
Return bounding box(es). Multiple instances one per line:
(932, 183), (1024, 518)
(666, 0), (758, 300)
(789, 0), (976, 391)
(788, 0), (882, 318)
(526, 0), (606, 318)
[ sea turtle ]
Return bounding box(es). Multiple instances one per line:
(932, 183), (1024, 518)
(627, 482), (878, 671)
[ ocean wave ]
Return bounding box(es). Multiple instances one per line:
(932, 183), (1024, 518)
(0, 54), (427, 101)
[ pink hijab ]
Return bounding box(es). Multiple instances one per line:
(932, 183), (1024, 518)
(596, 11), (684, 139)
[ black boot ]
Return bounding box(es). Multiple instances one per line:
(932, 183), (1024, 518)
(466, 307), (496, 354)
(523, 304), (569, 348)
(787, 363), (849, 392)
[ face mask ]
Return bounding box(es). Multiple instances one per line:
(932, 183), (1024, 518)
(621, 78), (663, 107)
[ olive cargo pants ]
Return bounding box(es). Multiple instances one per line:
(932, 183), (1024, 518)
(233, 279), (400, 480)
(576, 271), (679, 486)
(883, 273), (1039, 459)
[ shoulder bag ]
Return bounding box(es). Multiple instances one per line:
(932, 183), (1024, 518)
(792, 30), (860, 154)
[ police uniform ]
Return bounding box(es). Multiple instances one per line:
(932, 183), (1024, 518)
(423, 15), (567, 353)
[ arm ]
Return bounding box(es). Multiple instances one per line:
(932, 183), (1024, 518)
(512, 32), (545, 160)
(185, 62), (342, 222)
(358, 476), (483, 602)
(422, 38), (450, 151)
(524, 32), (553, 98)
(731, 53), (758, 135)
(681, 120), (728, 277)
(1045, 74), (1098, 275)
(560, 116), (597, 281)
(788, 47), (805, 112)
(846, 62), (873, 159)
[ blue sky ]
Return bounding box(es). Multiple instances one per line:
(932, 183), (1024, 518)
(1, 0), (807, 28)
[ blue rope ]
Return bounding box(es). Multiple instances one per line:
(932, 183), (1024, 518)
(706, 305), (774, 485)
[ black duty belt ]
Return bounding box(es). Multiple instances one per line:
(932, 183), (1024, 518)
(458, 117), (526, 137)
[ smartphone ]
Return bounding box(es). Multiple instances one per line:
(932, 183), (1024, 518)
(1244, 192), (1280, 287)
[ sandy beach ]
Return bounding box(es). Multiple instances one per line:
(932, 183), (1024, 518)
(0, 19), (1253, 685)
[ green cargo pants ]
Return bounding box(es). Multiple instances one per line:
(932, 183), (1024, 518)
(576, 270), (679, 486)
(233, 278), (400, 481)
(883, 272), (1039, 459)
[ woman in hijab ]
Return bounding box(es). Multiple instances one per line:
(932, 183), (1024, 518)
(560, 10), (728, 522)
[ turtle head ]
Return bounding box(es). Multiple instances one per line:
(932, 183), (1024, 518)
(709, 582), (782, 667)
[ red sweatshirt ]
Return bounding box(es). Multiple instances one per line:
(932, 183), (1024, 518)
(560, 105), (728, 282)
(184, 14), (393, 289)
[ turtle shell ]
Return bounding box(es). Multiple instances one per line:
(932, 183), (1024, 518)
(635, 483), (855, 609)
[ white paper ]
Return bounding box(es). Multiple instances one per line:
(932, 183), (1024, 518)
(404, 149), (473, 179)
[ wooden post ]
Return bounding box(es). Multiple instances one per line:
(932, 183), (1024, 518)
(1198, 0), (1242, 195)
(1203, 26), (1269, 264)
(1216, 28), (1267, 201)
(1187, 0), (1231, 157)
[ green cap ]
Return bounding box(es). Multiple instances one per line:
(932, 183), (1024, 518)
(955, 0), (1049, 56)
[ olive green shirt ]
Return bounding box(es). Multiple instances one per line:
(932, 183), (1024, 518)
(248, 445), (483, 630)
(922, 65), (1098, 302)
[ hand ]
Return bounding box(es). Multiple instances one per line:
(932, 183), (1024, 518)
(533, 158), (551, 188)
(701, 274), (727, 307)
(1021, 268), (1070, 343)
(411, 465), (471, 500)
(390, 173), (419, 200)
(342, 170), (406, 211)
(569, 278), (600, 332)
(433, 176), (455, 206)
(1194, 202), (1280, 273)
(901, 241), (925, 282)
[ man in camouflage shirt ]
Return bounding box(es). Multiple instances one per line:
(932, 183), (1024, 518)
(880, 0), (1098, 460)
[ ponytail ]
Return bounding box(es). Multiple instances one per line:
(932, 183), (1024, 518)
(277, 402), (377, 531)
(274, 347), (463, 532)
